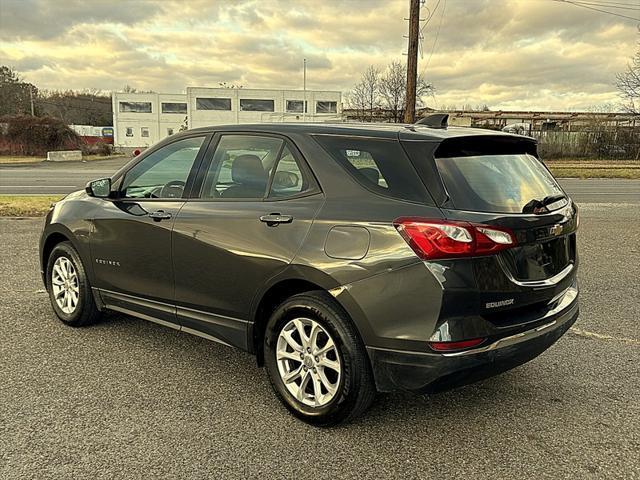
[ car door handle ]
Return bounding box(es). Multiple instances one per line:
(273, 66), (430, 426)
(259, 213), (293, 226)
(149, 210), (172, 221)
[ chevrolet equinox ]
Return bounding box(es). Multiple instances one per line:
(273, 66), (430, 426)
(40, 117), (579, 425)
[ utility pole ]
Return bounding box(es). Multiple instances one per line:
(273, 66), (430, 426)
(29, 86), (35, 116)
(303, 58), (307, 122)
(403, 0), (420, 123)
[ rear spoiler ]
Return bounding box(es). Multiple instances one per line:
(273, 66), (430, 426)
(434, 135), (537, 158)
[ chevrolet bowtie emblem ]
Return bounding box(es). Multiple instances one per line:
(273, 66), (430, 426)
(550, 224), (563, 236)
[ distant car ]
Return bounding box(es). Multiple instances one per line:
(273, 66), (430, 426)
(39, 120), (579, 425)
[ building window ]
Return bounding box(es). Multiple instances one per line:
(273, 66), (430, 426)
(125, 127), (134, 137)
(316, 101), (337, 114)
(196, 98), (232, 111)
(161, 102), (187, 114)
(286, 100), (307, 113)
(240, 99), (274, 112)
(141, 127), (149, 138)
(119, 101), (152, 113)
(167, 128), (174, 136)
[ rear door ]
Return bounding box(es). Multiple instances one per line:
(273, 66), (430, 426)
(171, 133), (324, 348)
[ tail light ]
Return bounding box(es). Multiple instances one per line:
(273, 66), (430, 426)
(394, 217), (516, 260)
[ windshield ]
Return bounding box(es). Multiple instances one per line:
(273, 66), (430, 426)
(435, 154), (565, 214)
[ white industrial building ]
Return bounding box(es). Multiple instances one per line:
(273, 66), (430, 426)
(112, 87), (342, 148)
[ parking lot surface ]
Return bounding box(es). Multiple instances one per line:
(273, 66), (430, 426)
(1, 203), (639, 479)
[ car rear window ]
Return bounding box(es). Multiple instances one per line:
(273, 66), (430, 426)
(314, 135), (430, 203)
(435, 154), (565, 213)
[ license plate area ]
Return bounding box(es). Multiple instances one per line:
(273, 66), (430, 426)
(500, 234), (575, 282)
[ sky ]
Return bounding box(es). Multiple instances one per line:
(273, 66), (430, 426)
(0, 0), (638, 111)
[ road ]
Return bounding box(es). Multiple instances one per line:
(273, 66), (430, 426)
(1, 158), (639, 202)
(1, 204), (639, 479)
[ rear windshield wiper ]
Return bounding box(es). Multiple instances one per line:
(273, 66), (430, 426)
(522, 194), (567, 214)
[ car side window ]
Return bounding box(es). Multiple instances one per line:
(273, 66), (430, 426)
(121, 136), (205, 199)
(267, 146), (308, 198)
(201, 135), (283, 199)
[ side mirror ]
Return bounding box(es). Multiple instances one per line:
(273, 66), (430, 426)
(86, 178), (112, 198)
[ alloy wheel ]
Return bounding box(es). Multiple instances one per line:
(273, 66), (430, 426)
(276, 317), (342, 407)
(51, 256), (79, 314)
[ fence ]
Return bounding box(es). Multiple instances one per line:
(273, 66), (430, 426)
(529, 129), (640, 160)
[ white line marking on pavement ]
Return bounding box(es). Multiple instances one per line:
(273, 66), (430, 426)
(569, 327), (640, 346)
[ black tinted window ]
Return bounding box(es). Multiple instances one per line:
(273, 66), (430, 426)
(436, 154), (565, 213)
(161, 102), (187, 114)
(316, 101), (337, 113)
(240, 99), (274, 112)
(119, 102), (152, 113)
(196, 98), (232, 110)
(314, 136), (429, 203)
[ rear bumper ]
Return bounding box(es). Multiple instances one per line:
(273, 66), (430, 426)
(367, 291), (579, 393)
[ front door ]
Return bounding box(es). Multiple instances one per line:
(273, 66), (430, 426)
(90, 134), (210, 323)
(172, 133), (323, 348)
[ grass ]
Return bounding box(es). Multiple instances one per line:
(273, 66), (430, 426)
(544, 159), (640, 179)
(0, 155), (45, 164)
(0, 153), (126, 165)
(0, 196), (62, 217)
(547, 167), (640, 179)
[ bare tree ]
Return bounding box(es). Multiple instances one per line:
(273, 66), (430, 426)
(616, 28), (640, 114)
(347, 66), (381, 122)
(378, 61), (434, 122)
(379, 61), (406, 122)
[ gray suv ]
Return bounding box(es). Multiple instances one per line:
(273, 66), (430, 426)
(39, 119), (579, 425)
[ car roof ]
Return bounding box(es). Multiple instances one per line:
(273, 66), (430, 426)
(185, 122), (529, 142)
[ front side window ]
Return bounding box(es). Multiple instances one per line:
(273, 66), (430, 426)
(314, 135), (428, 202)
(119, 102), (152, 113)
(316, 101), (337, 114)
(240, 99), (274, 112)
(286, 100), (307, 113)
(121, 136), (205, 199)
(196, 98), (232, 111)
(161, 102), (187, 114)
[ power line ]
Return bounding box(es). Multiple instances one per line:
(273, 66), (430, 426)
(551, 0), (640, 21)
(423, 0), (447, 73)
(569, 1), (640, 11)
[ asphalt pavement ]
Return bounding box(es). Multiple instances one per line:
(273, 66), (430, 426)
(1, 203), (639, 478)
(1, 158), (639, 202)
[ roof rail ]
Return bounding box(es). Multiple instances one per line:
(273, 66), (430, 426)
(415, 113), (449, 129)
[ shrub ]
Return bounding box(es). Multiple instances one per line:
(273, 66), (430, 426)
(0, 115), (83, 156)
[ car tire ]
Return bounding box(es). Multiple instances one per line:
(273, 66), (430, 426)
(264, 291), (376, 426)
(46, 241), (101, 327)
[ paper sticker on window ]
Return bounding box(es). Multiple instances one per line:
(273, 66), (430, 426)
(346, 150), (360, 157)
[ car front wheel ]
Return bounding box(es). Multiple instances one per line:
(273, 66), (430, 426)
(264, 291), (376, 426)
(46, 241), (101, 327)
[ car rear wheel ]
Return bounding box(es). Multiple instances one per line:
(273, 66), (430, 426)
(264, 291), (376, 426)
(46, 241), (101, 327)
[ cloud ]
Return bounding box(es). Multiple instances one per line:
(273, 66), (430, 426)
(0, 0), (637, 110)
